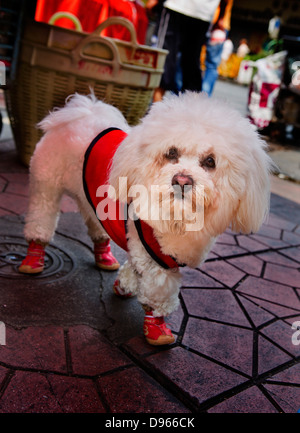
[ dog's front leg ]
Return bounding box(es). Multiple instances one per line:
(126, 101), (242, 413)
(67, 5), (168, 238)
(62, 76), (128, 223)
(129, 257), (181, 345)
(137, 266), (181, 317)
(122, 221), (180, 345)
(138, 266), (181, 345)
(113, 257), (180, 345)
(113, 260), (139, 298)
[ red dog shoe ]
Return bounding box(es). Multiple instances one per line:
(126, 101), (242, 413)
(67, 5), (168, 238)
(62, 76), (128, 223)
(19, 240), (45, 274)
(143, 311), (175, 346)
(113, 279), (133, 298)
(94, 240), (120, 271)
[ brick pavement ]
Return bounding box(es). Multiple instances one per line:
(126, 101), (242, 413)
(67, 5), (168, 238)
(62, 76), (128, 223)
(0, 138), (299, 414)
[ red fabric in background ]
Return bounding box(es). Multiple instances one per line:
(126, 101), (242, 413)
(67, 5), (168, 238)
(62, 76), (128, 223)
(34, 0), (148, 44)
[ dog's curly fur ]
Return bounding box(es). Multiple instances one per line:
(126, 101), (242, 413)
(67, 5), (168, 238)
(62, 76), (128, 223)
(23, 92), (273, 317)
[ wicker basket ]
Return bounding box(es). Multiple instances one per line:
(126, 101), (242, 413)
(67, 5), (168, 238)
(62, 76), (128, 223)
(6, 16), (167, 166)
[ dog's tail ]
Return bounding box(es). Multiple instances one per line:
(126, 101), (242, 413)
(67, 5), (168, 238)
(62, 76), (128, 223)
(37, 92), (101, 133)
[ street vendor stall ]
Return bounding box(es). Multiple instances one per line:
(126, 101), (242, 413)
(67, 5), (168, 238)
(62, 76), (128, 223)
(247, 36), (300, 144)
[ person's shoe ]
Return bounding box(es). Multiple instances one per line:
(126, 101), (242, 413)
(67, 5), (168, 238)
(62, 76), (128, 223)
(143, 311), (175, 345)
(112, 279), (133, 298)
(19, 240), (45, 274)
(94, 240), (120, 271)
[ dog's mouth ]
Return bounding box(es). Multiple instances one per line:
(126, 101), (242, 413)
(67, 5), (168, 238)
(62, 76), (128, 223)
(171, 188), (198, 218)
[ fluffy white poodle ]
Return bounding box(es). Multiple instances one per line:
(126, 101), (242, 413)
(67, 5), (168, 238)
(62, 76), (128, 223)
(19, 92), (273, 345)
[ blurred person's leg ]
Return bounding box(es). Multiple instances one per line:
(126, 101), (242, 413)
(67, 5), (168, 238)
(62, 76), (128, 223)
(180, 15), (209, 92)
(153, 8), (182, 101)
(202, 41), (224, 96)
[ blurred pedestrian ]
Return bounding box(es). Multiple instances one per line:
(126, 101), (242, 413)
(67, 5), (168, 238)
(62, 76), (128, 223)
(202, 0), (234, 96)
(147, 0), (222, 102)
(237, 38), (250, 58)
(221, 37), (234, 62)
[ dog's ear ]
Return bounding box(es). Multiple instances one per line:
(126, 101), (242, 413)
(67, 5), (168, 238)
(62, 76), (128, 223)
(231, 140), (274, 234)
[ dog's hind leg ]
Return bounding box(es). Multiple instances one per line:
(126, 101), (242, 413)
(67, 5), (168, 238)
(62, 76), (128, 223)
(77, 198), (120, 271)
(19, 180), (64, 274)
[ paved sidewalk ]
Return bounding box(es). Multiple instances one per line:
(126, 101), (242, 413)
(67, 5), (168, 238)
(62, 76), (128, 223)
(0, 136), (299, 414)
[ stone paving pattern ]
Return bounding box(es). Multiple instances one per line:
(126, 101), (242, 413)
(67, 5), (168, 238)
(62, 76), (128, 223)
(0, 139), (299, 413)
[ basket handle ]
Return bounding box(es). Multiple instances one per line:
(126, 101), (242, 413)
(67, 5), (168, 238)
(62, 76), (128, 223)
(92, 17), (138, 46)
(71, 33), (122, 75)
(71, 17), (139, 72)
(48, 11), (83, 32)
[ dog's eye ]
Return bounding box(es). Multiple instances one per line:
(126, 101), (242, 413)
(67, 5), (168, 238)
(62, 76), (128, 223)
(201, 155), (216, 170)
(165, 147), (179, 161)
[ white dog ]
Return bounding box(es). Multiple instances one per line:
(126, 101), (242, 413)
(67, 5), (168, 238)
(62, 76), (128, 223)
(19, 92), (273, 345)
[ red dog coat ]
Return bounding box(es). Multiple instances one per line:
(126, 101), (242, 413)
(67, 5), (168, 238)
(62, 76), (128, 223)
(83, 128), (183, 269)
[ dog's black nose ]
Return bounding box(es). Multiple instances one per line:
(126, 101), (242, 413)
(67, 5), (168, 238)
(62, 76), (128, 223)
(172, 174), (194, 189)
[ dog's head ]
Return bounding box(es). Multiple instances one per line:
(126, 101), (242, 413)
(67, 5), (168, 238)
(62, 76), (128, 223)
(109, 92), (273, 236)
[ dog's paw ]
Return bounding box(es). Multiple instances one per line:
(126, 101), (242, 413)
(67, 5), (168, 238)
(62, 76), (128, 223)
(18, 241), (45, 274)
(143, 312), (175, 345)
(112, 279), (134, 299)
(94, 240), (120, 271)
